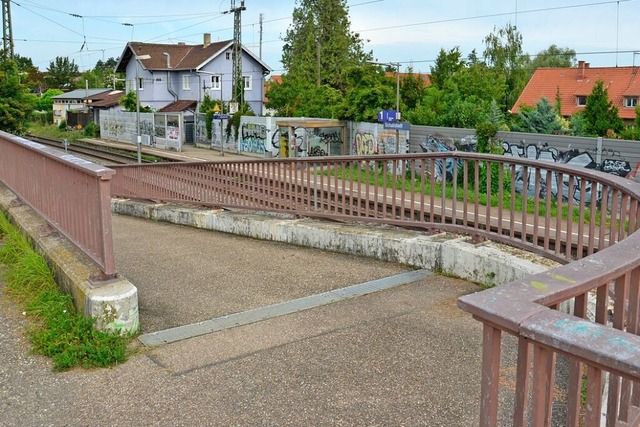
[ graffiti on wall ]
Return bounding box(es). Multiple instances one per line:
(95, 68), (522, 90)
(240, 123), (267, 154)
(419, 134), (633, 205)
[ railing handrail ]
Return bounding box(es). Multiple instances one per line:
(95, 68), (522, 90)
(0, 131), (116, 277)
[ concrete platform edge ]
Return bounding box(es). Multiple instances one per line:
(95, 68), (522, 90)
(111, 199), (557, 287)
(0, 184), (139, 333)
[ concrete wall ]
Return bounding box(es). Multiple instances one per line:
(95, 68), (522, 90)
(112, 199), (558, 289)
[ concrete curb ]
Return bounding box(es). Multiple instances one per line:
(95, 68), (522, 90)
(0, 184), (138, 333)
(112, 199), (558, 287)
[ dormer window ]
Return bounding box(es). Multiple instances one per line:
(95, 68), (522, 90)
(576, 96), (587, 106)
(624, 97), (638, 108)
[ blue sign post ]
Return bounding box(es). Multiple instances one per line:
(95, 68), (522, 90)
(377, 109), (398, 123)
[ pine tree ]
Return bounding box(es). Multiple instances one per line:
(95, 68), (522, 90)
(583, 80), (624, 136)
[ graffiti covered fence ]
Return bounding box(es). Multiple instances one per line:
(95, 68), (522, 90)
(99, 110), (183, 152)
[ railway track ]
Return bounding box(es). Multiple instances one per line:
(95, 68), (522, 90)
(25, 135), (176, 165)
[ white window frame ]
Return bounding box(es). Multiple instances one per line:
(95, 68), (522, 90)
(243, 75), (252, 91)
(211, 75), (221, 90)
(624, 97), (638, 108)
(182, 74), (191, 91)
(225, 51), (231, 60)
(576, 96), (587, 106)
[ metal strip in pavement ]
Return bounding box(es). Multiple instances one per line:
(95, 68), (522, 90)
(138, 269), (432, 347)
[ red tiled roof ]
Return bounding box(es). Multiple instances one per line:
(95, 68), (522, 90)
(512, 62), (640, 119)
(158, 100), (198, 112)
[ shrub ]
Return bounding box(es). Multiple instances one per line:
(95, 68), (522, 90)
(57, 120), (67, 131)
(84, 121), (100, 138)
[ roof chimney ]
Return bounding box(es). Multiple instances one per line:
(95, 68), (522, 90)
(204, 33), (211, 48)
(578, 60), (586, 80)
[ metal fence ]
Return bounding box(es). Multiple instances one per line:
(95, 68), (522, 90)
(110, 152), (640, 425)
(0, 131), (116, 277)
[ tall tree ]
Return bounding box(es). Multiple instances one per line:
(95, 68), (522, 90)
(483, 24), (529, 112)
(582, 80), (624, 136)
(430, 47), (464, 89)
(45, 56), (79, 90)
(281, 0), (372, 90)
(529, 44), (576, 69)
(0, 57), (36, 134)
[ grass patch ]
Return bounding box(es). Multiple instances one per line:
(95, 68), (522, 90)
(28, 123), (85, 142)
(0, 212), (133, 371)
(330, 163), (613, 228)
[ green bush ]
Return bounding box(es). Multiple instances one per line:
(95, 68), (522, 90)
(83, 121), (100, 138)
(57, 120), (67, 131)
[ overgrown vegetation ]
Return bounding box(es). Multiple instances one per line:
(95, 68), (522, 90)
(0, 212), (133, 371)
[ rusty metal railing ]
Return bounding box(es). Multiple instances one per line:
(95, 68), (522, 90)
(110, 153), (640, 263)
(0, 132), (116, 278)
(110, 152), (640, 425)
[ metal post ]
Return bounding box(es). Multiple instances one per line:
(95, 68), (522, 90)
(134, 54), (151, 164)
(135, 62), (141, 164)
(395, 62), (400, 154)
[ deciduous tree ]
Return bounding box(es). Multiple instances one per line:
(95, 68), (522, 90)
(483, 24), (530, 112)
(45, 56), (79, 90)
(0, 57), (36, 133)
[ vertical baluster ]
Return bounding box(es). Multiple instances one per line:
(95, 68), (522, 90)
(364, 159), (370, 217)
(420, 159), (426, 223)
(531, 345), (556, 427)
(463, 160), (469, 228)
(544, 170), (552, 251)
(555, 172), (564, 256)
(430, 158), (436, 223)
(567, 293), (587, 426)
(577, 178), (587, 259)
(609, 189), (620, 244)
(497, 164), (504, 237)
(409, 159), (416, 222)
(474, 159), (480, 232)
(588, 179), (598, 255)
(510, 164), (517, 240)
(585, 365), (603, 427)
(533, 168), (541, 249)
(440, 156), (447, 224)
(566, 175), (575, 260)
(452, 155), (458, 225)
(521, 165), (529, 245)
(599, 186), (609, 250)
(513, 337), (531, 427)
(480, 324), (502, 427)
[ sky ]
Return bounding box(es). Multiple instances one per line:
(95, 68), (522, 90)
(7, 0), (640, 75)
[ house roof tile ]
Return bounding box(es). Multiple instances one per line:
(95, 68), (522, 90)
(86, 90), (124, 108)
(158, 100), (198, 112)
(512, 63), (640, 119)
(115, 38), (271, 73)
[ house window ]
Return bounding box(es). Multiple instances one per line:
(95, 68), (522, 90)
(138, 78), (144, 91)
(576, 96), (587, 106)
(182, 75), (191, 91)
(211, 75), (221, 90)
(225, 51), (231, 60)
(243, 75), (252, 91)
(624, 97), (638, 108)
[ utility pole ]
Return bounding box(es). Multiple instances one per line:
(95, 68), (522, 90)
(259, 13), (263, 60)
(224, 0), (246, 108)
(2, 0), (14, 59)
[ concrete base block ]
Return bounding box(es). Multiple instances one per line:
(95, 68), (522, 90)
(0, 184), (138, 333)
(111, 199), (557, 287)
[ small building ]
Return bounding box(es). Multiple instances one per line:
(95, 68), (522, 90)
(52, 88), (112, 126)
(512, 61), (640, 123)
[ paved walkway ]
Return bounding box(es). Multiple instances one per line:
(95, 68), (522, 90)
(0, 144), (516, 426)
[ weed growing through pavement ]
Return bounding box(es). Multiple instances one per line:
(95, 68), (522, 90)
(0, 211), (133, 371)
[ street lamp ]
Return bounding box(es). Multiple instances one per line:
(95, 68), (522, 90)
(134, 54), (151, 164)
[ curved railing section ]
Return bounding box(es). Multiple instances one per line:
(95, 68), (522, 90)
(111, 152), (640, 425)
